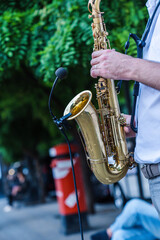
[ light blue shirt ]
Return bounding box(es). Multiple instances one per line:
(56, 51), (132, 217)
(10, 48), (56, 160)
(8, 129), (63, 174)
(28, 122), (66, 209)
(134, 0), (160, 164)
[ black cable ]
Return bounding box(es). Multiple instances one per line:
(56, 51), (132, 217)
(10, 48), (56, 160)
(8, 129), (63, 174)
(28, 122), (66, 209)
(61, 128), (84, 240)
(48, 67), (68, 120)
(48, 68), (84, 240)
(48, 76), (59, 120)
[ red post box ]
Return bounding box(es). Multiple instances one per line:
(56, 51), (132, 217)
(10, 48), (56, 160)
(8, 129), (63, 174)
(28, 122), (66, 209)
(50, 143), (89, 234)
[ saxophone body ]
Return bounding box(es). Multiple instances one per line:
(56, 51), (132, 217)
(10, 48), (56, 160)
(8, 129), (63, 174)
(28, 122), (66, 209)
(64, 0), (134, 184)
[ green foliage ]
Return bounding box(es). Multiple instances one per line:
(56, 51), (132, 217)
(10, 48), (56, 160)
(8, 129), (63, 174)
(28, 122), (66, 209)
(0, 0), (148, 81)
(0, 0), (148, 162)
(0, 69), (60, 162)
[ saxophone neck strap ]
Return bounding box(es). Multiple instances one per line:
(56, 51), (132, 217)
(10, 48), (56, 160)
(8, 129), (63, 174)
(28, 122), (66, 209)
(117, 1), (160, 133)
(126, 0), (160, 57)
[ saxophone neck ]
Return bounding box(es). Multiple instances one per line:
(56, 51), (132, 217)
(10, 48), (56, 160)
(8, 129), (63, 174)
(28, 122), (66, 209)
(88, 0), (101, 15)
(88, 0), (110, 51)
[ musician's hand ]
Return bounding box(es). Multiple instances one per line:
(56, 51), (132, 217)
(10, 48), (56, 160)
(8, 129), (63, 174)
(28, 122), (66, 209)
(106, 228), (112, 239)
(90, 49), (133, 80)
(123, 114), (136, 138)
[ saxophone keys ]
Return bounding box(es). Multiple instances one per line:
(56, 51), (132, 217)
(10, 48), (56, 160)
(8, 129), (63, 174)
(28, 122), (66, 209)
(127, 153), (137, 169)
(91, 23), (95, 29)
(118, 115), (127, 126)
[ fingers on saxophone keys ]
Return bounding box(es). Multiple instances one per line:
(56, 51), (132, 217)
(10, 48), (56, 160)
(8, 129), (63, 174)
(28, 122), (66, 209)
(124, 123), (130, 127)
(119, 114), (130, 127)
(90, 58), (99, 66)
(92, 49), (104, 58)
(90, 67), (100, 78)
(92, 49), (113, 59)
(92, 64), (99, 70)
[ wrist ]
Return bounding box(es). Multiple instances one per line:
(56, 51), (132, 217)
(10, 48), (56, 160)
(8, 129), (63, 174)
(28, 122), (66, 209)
(124, 56), (139, 81)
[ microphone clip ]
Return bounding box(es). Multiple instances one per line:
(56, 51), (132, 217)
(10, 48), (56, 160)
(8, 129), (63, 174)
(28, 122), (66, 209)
(53, 113), (71, 131)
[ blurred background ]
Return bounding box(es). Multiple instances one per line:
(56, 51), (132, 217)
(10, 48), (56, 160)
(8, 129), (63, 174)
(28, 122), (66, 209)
(0, 0), (150, 239)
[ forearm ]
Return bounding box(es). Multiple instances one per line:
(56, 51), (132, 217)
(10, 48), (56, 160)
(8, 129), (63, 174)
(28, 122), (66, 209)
(91, 50), (160, 90)
(127, 57), (160, 90)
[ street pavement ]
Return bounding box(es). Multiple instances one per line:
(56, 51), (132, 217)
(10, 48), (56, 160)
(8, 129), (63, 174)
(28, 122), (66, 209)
(0, 197), (121, 240)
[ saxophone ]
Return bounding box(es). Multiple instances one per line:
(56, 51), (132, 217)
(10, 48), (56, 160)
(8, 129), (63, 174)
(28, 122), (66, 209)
(64, 0), (135, 184)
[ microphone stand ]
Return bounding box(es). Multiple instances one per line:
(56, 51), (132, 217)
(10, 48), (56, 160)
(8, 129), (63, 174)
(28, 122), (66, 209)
(48, 69), (84, 240)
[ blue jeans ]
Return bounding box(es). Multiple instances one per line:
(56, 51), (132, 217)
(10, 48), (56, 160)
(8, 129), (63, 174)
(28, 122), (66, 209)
(110, 199), (160, 240)
(149, 176), (160, 217)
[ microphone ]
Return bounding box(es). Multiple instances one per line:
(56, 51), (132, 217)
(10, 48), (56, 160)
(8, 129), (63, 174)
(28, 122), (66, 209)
(49, 68), (84, 240)
(48, 67), (71, 127)
(55, 67), (67, 80)
(53, 67), (68, 89)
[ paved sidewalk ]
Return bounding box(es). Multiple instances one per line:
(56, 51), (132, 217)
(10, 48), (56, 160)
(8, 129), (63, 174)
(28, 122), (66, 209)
(0, 198), (121, 240)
